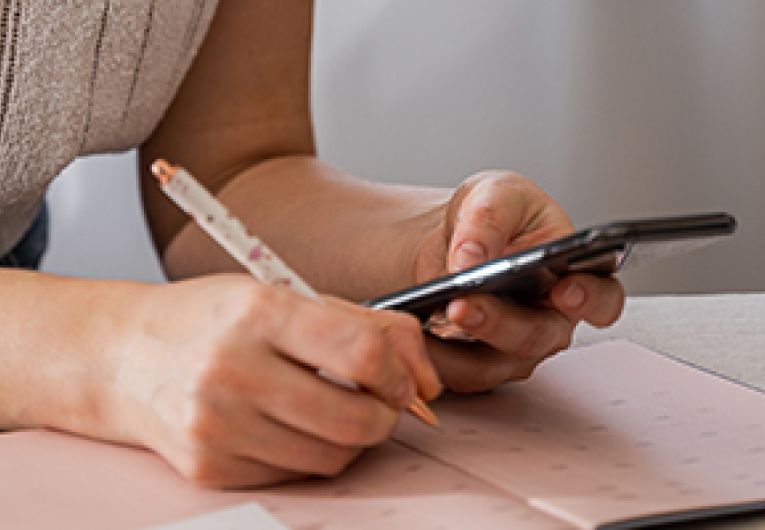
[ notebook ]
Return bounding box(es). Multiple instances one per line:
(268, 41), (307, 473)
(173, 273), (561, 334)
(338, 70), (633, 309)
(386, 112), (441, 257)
(1, 340), (764, 529)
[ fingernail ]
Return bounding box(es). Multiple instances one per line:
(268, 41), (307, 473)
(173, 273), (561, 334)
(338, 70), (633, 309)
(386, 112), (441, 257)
(450, 240), (486, 272)
(394, 380), (415, 407)
(562, 282), (586, 309)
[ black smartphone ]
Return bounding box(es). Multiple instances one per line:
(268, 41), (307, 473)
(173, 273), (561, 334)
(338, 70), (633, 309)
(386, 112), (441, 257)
(365, 212), (737, 321)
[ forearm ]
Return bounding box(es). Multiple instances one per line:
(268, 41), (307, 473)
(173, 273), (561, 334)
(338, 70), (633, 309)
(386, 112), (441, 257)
(0, 270), (146, 440)
(163, 155), (450, 300)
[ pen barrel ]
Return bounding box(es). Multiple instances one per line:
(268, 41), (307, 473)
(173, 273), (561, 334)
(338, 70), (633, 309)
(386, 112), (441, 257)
(161, 167), (317, 299)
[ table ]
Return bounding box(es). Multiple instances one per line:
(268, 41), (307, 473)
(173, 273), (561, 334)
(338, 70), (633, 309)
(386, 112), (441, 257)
(574, 293), (765, 529)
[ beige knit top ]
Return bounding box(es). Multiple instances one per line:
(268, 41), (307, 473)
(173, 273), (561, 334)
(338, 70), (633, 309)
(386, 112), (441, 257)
(0, 0), (219, 254)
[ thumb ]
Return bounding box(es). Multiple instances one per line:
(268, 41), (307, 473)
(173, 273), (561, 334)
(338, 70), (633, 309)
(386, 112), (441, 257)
(447, 185), (523, 273)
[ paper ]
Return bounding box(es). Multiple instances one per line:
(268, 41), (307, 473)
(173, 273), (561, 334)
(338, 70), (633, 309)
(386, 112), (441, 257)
(147, 502), (288, 530)
(1, 340), (764, 529)
(395, 340), (765, 528)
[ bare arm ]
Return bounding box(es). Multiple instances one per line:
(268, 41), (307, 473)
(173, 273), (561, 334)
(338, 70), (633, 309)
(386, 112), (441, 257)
(0, 270), (145, 437)
(0, 271), (440, 487)
(0, 2), (444, 471)
(140, 0), (449, 300)
(0, 0), (622, 491)
(140, 0), (624, 395)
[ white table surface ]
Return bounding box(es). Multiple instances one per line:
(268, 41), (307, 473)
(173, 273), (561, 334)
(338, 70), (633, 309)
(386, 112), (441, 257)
(574, 293), (765, 529)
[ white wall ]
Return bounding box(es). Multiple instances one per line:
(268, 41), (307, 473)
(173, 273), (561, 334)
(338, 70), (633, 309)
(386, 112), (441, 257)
(43, 1), (764, 293)
(43, 152), (164, 282)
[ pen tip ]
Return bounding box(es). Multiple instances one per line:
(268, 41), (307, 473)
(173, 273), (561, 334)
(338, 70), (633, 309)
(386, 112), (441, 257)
(409, 398), (440, 428)
(150, 159), (175, 185)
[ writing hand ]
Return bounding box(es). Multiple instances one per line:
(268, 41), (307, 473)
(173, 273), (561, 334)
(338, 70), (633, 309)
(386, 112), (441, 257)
(115, 275), (441, 487)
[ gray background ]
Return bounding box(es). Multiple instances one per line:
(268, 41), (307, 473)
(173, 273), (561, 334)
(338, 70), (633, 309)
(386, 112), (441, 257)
(42, 0), (764, 294)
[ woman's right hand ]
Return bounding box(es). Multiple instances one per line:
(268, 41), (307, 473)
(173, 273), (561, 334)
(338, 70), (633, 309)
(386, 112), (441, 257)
(111, 274), (442, 488)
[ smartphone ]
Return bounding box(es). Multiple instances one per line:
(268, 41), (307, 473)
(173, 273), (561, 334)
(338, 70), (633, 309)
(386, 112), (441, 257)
(365, 212), (737, 321)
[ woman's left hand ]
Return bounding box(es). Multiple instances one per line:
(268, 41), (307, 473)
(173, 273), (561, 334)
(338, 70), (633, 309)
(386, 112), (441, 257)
(413, 170), (625, 393)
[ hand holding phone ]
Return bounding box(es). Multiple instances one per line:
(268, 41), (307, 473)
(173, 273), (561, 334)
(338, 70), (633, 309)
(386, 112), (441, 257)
(366, 212), (736, 322)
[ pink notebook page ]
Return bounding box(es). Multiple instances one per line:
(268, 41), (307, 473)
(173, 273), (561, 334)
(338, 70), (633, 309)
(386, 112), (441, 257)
(0, 430), (565, 529)
(396, 340), (765, 528)
(1, 340), (763, 529)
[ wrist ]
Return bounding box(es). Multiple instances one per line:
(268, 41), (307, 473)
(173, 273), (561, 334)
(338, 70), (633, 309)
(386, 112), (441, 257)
(71, 280), (160, 445)
(0, 273), (153, 444)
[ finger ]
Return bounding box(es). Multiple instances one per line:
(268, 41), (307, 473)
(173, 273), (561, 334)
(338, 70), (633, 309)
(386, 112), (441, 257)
(182, 451), (301, 489)
(245, 349), (401, 448)
(549, 274), (625, 328)
(360, 306), (443, 401)
(323, 296), (443, 400)
(160, 435), (300, 489)
(448, 178), (527, 272)
(446, 294), (575, 361)
(190, 398), (361, 477)
(447, 174), (572, 272)
(425, 337), (540, 393)
(257, 288), (417, 409)
(237, 415), (363, 477)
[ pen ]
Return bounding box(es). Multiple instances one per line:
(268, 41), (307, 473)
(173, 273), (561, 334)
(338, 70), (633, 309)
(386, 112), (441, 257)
(150, 159), (438, 428)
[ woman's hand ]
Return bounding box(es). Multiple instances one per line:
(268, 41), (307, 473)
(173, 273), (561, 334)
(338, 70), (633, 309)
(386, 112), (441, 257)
(113, 275), (441, 488)
(414, 171), (625, 393)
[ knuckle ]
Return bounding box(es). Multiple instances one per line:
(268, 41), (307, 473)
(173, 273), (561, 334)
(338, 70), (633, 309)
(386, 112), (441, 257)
(242, 280), (272, 307)
(342, 326), (388, 383)
(462, 205), (509, 239)
(468, 205), (499, 229)
(245, 284), (292, 331)
(224, 280), (270, 321)
(385, 315), (425, 356)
